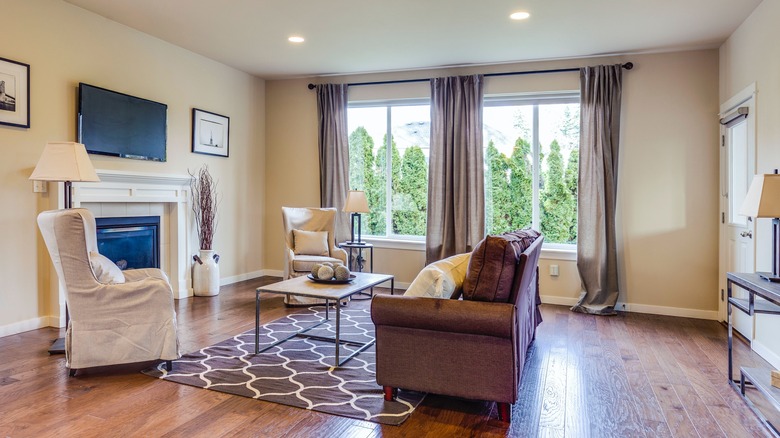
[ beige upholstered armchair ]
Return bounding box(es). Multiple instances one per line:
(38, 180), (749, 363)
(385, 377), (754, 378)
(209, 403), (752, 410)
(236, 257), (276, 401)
(37, 208), (180, 375)
(282, 207), (348, 305)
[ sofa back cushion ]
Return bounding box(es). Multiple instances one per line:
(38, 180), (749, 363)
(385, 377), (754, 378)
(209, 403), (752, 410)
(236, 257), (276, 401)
(462, 229), (541, 303)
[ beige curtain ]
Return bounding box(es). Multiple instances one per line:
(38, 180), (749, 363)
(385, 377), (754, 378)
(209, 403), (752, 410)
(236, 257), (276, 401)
(571, 64), (623, 315)
(315, 84), (350, 243)
(426, 75), (485, 265)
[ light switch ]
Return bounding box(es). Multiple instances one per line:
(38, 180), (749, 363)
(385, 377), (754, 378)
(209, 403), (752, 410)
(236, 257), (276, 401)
(33, 180), (47, 193)
(549, 264), (559, 277)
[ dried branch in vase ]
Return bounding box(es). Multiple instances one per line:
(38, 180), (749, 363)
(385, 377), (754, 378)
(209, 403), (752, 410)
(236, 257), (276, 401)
(190, 165), (220, 250)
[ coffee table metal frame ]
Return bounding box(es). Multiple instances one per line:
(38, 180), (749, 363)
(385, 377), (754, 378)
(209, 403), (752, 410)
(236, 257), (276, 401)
(255, 272), (394, 367)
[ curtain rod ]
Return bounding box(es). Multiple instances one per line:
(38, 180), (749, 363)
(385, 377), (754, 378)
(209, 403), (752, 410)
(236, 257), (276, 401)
(307, 62), (633, 90)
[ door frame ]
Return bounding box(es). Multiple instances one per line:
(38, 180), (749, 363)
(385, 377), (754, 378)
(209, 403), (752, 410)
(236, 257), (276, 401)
(718, 83), (757, 323)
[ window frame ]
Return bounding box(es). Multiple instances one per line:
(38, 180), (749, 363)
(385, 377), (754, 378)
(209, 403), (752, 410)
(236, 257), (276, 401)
(347, 92), (580, 255)
(348, 98), (431, 242)
(483, 91), (580, 251)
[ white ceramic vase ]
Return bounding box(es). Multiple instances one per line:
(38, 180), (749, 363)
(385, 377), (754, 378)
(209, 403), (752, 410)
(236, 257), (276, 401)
(193, 249), (220, 296)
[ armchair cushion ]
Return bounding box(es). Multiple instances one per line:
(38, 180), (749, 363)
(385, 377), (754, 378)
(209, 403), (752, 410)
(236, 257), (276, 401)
(292, 229), (329, 256)
(89, 251), (125, 285)
(404, 252), (470, 299)
(462, 229), (541, 303)
(291, 255), (344, 273)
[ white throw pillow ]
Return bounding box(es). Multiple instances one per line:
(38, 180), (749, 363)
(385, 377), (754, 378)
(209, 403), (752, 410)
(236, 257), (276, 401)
(404, 252), (471, 299)
(293, 229), (329, 256)
(89, 251), (126, 284)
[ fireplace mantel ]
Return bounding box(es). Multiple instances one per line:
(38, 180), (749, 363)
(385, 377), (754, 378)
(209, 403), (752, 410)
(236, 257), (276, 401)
(62, 169), (194, 304)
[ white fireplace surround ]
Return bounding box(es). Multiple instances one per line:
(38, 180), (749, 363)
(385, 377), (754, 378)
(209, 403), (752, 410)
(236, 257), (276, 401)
(62, 170), (194, 309)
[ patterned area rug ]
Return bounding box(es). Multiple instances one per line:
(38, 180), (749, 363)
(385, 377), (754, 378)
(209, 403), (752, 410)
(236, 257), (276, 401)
(143, 307), (425, 425)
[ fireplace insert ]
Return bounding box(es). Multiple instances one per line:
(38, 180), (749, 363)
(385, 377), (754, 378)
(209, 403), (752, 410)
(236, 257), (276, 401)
(95, 216), (160, 270)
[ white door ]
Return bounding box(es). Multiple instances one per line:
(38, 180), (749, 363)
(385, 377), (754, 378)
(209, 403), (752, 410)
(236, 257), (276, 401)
(719, 87), (756, 339)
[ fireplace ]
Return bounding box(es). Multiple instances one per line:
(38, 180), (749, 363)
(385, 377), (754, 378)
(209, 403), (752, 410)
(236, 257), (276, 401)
(95, 216), (160, 270)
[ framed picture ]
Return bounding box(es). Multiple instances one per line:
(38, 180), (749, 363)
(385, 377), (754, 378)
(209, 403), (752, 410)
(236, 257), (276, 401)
(192, 108), (229, 157)
(0, 57), (30, 128)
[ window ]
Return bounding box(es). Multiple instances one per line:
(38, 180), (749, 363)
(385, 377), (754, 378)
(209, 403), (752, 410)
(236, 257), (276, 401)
(347, 93), (579, 247)
(483, 93), (580, 246)
(347, 101), (430, 240)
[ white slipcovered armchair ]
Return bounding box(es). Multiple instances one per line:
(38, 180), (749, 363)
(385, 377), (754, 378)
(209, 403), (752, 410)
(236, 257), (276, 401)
(37, 208), (180, 375)
(282, 207), (348, 305)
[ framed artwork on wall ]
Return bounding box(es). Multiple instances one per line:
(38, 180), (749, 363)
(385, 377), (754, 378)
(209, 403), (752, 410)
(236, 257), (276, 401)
(0, 56), (30, 128)
(192, 108), (229, 157)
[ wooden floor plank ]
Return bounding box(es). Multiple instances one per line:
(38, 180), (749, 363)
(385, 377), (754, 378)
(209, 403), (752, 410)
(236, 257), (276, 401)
(0, 278), (773, 437)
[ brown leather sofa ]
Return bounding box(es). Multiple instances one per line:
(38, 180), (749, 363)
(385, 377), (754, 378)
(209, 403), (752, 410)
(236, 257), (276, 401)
(371, 233), (543, 422)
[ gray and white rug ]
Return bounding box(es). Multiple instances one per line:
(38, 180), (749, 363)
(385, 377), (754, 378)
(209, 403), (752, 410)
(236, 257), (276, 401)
(143, 307), (424, 425)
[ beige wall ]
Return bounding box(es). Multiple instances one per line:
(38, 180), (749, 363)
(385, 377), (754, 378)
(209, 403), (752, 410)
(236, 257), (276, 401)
(0, 0), (265, 334)
(720, 1), (780, 367)
(265, 50), (721, 317)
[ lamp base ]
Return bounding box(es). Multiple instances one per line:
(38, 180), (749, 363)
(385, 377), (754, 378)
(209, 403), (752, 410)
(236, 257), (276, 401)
(48, 337), (66, 354)
(757, 272), (780, 283)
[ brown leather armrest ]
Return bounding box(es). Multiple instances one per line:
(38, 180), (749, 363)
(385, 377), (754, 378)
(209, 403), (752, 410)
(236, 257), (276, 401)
(370, 294), (515, 338)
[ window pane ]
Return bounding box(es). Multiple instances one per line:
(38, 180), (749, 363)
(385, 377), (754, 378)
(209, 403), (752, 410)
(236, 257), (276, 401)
(348, 104), (429, 238)
(484, 105), (534, 234)
(391, 105), (429, 237)
(539, 104), (579, 244)
(484, 99), (579, 245)
(348, 107), (386, 236)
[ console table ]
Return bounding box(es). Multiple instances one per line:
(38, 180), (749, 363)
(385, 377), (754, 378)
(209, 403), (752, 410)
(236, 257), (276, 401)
(727, 272), (780, 436)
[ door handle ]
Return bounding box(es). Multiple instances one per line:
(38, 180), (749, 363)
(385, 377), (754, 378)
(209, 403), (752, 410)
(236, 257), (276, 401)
(740, 231), (753, 238)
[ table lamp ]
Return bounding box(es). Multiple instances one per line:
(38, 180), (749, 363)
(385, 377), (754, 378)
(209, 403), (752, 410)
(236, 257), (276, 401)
(30, 142), (100, 208)
(343, 190), (370, 244)
(29, 141), (100, 354)
(740, 173), (780, 282)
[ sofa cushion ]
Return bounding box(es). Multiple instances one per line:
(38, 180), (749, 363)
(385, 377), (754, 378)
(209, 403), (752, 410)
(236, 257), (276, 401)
(404, 252), (471, 299)
(291, 255), (343, 272)
(462, 229), (540, 303)
(293, 229), (329, 256)
(89, 251), (126, 285)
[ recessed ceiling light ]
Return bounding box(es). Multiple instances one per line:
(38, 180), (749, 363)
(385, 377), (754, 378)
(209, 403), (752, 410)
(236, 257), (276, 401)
(510, 11), (530, 20)
(288, 36), (305, 43)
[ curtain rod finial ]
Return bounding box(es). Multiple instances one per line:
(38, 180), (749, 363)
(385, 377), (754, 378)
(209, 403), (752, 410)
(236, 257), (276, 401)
(307, 83), (315, 90)
(622, 62), (634, 70)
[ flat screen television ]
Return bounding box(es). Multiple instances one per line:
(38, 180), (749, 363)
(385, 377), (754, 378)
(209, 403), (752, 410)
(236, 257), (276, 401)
(78, 83), (167, 162)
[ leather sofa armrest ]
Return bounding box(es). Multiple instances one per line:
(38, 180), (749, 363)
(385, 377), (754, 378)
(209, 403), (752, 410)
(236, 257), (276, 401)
(371, 295), (515, 339)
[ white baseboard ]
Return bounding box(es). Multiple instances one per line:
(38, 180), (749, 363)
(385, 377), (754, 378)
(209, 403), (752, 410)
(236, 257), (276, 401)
(751, 339), (780, 370)
(539, 295), (578, 306)
(220, 270), (268, 286)
(0, 317), (51, 338)
(259, 269), (284, 279)
(539, 295), (719, 320)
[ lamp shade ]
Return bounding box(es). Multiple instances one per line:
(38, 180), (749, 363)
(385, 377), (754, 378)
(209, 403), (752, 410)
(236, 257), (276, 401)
(343, 190), (370, 213)
(740, 174), (780, 218)
(29, 142), (100, 182)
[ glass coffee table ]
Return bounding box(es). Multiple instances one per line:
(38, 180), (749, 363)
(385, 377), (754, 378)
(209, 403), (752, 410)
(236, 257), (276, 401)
(255, 272), (394, 367)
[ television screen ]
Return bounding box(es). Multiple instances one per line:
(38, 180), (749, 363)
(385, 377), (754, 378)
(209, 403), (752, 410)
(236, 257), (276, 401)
(78, 83), (167, 162)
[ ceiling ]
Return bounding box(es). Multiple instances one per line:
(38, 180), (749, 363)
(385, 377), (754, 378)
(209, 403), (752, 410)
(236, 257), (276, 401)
(63, 0), (762, 79)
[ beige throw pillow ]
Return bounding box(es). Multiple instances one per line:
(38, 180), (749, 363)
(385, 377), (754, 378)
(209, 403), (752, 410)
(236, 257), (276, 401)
(293, 229), (330, 256)
(404, 252), (471, 299)
(89, 251), (126, 284)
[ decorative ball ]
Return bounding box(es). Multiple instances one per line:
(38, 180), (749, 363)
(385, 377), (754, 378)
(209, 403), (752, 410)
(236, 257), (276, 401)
(334, 265), (351, 281)
(317, 265), (334, 280)
(311, 263), (323, 277)
(321, 262), (334, 268)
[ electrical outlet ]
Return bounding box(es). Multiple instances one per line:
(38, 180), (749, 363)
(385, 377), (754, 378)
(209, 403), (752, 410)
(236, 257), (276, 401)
(33, 180), (47, 193)
(549, 264), (559, 277)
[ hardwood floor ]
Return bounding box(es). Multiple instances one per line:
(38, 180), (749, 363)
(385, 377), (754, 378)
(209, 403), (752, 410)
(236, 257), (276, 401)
(0, 277), (773, 437)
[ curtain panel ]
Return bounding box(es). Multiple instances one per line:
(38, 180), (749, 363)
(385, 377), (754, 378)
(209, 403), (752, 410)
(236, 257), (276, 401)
(571, 64), (623, 315)
(426, 75), (485, 265)
(315, 84), (351, 243)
